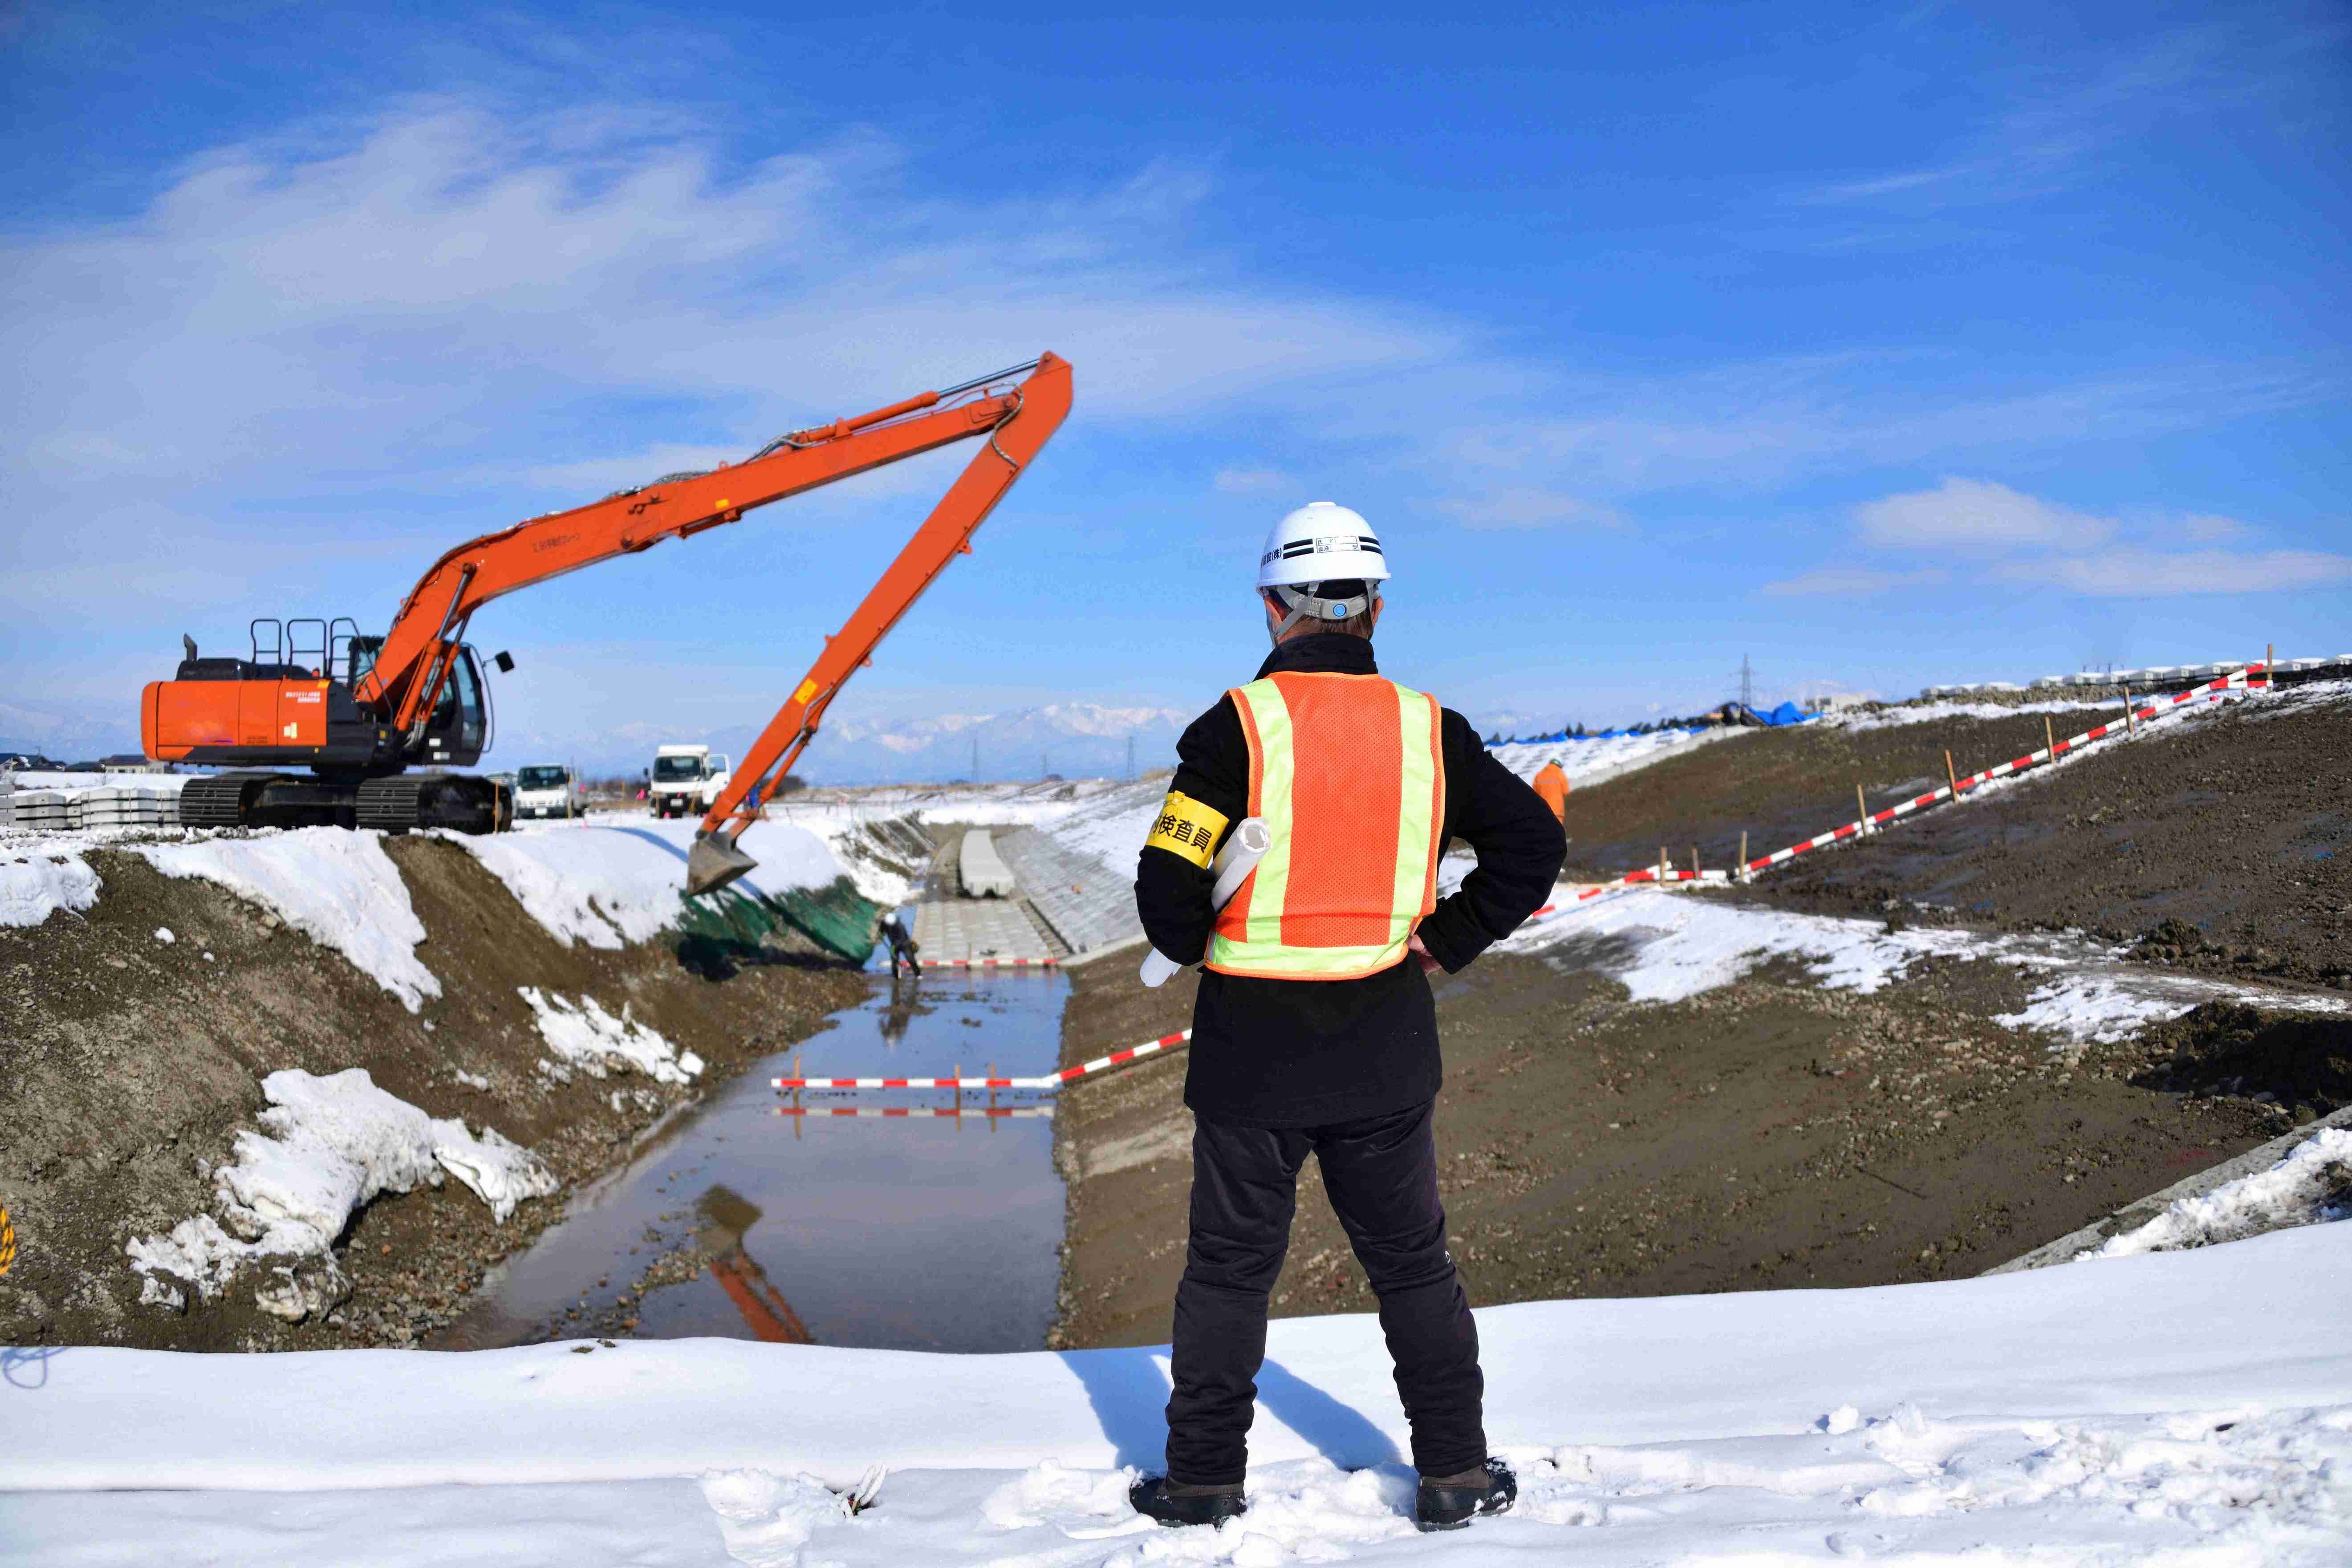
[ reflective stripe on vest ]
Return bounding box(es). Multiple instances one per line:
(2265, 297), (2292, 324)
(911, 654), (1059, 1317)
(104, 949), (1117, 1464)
(1206, 672), (1445, 981)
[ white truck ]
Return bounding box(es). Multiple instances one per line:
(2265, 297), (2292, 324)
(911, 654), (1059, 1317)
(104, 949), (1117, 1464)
(513, 764), (587, 821)
(649, 744), (731, 820)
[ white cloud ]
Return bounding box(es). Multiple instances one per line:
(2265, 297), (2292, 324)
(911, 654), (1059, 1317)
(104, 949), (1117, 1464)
(2019, 548), (2352, 596)
(1759, 566), (1948, 597)
(1213, 467), (1294, 496)
(1856, 477), (2112, 549)
(1433, 488), (1625, 531)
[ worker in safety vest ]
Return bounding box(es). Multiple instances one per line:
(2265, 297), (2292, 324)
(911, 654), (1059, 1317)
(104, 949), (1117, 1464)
(1531, 758), (1568, 825)
(1128, 502), (1566, 1533)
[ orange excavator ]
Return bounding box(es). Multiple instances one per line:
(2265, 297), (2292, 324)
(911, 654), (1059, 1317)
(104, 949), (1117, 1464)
(142, 354), (1072, 895)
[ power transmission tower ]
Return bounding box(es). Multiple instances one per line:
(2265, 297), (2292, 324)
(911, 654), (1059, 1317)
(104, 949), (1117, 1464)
(1125, 733), (1135, 781)
(1738, 654), (1755, 710)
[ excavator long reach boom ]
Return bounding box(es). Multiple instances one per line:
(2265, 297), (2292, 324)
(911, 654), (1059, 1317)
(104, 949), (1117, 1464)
(686, 355), (1072, 896)
(141, 353), (1069, 842)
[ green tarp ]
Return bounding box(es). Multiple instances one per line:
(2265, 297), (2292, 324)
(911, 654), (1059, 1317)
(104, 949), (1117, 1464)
(676, 875), (882, 965)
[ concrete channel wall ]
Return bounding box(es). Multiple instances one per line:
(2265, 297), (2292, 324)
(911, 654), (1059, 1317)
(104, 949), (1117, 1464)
(957, 830), (1020, 898)
(994, 827), (1143, 962)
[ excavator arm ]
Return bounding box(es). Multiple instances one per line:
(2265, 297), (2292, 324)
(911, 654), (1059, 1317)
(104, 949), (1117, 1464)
(355, 354), (1073, 762)
(686, 356), (1072, 895)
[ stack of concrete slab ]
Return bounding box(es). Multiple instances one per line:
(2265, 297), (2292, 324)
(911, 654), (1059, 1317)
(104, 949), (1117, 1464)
(994, 827), (1143, 960)
(2, 790), (69, 830)
(72, 788), (178, 829)
(957, 829), (1020, 898)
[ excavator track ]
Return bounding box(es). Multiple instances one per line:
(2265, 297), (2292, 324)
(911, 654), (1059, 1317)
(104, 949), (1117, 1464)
(176, 772), (273, 829)
(357, 774), (507, 835)
(355, 776), (425, 833)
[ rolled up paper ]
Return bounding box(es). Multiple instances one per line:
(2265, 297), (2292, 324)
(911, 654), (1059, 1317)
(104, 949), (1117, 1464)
(1140, 816), (1271, 987)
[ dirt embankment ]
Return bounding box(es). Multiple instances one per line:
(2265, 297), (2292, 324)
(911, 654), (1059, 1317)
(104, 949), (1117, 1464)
(2, 837), (865, 1352)
(1048, 692), (2345, 1350)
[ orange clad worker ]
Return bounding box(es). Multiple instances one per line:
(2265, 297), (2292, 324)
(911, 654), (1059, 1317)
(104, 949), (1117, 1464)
(1531, 759), (1568, 825)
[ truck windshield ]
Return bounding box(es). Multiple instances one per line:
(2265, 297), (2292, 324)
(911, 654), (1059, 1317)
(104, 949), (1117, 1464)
(517, 767), (569, 789)
(653, 756), (706, 781)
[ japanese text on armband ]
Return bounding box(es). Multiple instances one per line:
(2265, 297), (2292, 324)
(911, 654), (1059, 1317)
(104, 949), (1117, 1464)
(1146, 789), (1230, 870)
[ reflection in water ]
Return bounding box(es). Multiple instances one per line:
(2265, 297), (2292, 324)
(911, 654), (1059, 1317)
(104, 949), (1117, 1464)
(433, 970), (1069, 1353)
(699, 1186), (813, 1345)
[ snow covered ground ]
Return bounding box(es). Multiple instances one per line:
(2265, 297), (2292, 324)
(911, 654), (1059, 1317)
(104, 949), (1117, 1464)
(1507, 886), (2347, 1045)
(4, 1225), (2346, 1564)
(2085, 1127), (2352, 1263)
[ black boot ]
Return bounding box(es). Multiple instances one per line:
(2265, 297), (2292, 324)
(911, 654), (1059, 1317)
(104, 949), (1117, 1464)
(1415, 1456), (1515, 1531)
(1129, 1475), (1247, 1528)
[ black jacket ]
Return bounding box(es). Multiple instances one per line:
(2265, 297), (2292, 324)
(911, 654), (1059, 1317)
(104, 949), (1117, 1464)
(1136, 634), (1566, 1127)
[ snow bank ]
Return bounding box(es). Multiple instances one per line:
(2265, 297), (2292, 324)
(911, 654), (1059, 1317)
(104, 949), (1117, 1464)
(125, 1068), (553, 1318)
(132, 829), (440, 1010)
(520, 987), (703, 1085)
(1511, 887), (2348, 1043)
(11, 1225), (2352, 1564)
(447, 817), (845, 949)
(2085, 1128), (2352, 1262)
(0, 841), (101, 926)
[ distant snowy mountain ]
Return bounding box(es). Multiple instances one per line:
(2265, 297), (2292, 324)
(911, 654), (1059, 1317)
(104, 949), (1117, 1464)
(0, 700), (138, 764)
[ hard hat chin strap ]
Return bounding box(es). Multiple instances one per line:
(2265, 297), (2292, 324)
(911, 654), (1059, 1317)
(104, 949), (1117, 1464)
(1265, 583), (1372, 644)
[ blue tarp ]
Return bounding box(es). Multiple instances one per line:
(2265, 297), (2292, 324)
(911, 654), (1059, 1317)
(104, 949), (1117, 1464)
(1763, 701), (1810, 726)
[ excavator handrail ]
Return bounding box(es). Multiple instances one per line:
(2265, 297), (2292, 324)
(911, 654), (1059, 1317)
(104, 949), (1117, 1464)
(352, 355), (1072, 749)
(683, 353), (1073, 896)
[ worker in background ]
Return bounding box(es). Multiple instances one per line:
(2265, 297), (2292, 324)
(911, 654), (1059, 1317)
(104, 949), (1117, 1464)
(1531, 757), (1569, 825)
(1128, 502), (1565, 1534)
(878, 907), (921, 978)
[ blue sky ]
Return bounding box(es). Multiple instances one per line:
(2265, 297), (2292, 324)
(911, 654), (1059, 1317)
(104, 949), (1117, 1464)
(2, 0), (2346, 768)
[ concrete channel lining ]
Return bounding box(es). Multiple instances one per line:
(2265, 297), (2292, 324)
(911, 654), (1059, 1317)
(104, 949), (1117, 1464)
(912, 898), (1053, 964)
(992, 827), (1145, 962)
(1984, 1104), (2352, 1275)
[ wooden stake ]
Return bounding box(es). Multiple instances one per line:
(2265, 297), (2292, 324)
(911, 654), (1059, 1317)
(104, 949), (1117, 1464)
(1689, 844), (1700, 878)
(2123, 683), (2135, 735)
(2044, 715), (2055, 759)
(1856, 781), (1869, 833)
(2265, 641), (2274, 691)
(954, 1063), (962, 1117)
(1658, 845), (1668, 884)
(1738, 830), (1748, 882)
(1945, 748), (1959, 796)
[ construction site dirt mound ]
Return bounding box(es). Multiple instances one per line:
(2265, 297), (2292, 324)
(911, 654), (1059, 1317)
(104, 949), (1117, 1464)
(1564, 696), (2350, 985)
(2, 837), (864, 1353)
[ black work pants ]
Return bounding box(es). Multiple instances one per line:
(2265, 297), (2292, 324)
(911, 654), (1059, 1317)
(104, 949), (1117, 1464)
(1164, 1097), (1485, 1484)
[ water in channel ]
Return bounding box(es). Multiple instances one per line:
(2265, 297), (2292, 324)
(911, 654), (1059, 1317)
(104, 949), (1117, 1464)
(435, 967), (1070, 1353)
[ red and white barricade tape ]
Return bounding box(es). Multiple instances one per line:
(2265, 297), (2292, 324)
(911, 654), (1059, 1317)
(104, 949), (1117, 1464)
(927, 956), (1058, 968)
(1522, 664), (2263, 923)
(788, 668), (2263, 1095)
(772, 1104), (1054, 1119)
(772, 1029), (1193, 1094)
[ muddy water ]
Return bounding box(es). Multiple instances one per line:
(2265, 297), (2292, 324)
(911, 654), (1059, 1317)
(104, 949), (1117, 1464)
(435, 970), (1069, 1353)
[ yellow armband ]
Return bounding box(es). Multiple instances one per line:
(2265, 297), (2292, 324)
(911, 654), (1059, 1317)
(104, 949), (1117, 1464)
(1145, 789), (1230, 870)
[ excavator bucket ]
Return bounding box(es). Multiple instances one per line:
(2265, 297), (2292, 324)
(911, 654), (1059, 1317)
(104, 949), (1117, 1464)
(686, 830), (759, 898)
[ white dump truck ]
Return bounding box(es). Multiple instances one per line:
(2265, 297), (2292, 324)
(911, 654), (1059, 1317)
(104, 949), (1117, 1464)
(513, 764), (587, 820)
(649, 744), (731, 820)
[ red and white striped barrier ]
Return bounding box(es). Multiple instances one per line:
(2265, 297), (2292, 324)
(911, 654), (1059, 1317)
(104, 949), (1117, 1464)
(772, 1105), (1054, 1119)
(927, 956), (1059, 969)
(772, 1029), (1192, 1093)
(1522, 664), (2263, 922)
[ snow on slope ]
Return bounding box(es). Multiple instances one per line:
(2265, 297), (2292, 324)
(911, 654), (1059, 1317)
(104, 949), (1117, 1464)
(133, 829), (441, 1009)
(5, 1226), (2348, 1564)
(1487, 724), (1747, 791)
(124, 1068), (553, 1316)
(0, 839), (101, 926)
(2086, 1127), (2352, 1262)
(445, 817), (848, 949)
(1509, 886), (2348, 1043)
(521, 987), (703, 1084)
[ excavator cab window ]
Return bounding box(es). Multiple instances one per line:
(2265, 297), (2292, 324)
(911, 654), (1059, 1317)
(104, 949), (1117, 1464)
(347, 636), (382, 690)
(422, 645), (490, 765)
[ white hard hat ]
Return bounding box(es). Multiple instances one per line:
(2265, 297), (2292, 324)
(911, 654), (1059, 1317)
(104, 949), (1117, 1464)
(1257, 502), (1388, 634)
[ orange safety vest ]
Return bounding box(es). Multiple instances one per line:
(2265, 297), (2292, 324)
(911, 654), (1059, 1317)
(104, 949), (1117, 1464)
(1532, 761), (1568, 824)
(1206, 671), (1446, 981)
